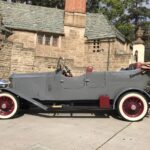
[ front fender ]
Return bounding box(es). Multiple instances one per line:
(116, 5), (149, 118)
(113, 88), (150, 109)
(0, 88), (49, 111)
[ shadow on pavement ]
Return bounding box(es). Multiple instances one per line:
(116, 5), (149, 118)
(21, 108), (124, 121)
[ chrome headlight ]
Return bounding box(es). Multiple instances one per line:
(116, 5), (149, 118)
(0, 80), (10, 88)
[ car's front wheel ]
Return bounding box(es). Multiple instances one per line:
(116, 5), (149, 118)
(0, 92), (19, 119)
(118, 92), (148, 122)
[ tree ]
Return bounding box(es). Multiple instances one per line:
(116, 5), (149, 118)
(87, 0), (99, 12)
(4, 0), (31, 3)
(30, 0), (64, 8)
(121, 0), (149, 39)
(96, 0), (150, 40)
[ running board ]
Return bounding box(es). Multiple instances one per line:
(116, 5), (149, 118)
(48, 105), (112, 111)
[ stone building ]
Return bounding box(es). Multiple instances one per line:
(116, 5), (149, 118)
(0, 0), (132, 78)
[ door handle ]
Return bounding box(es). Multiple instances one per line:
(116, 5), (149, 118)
(85, 79), (90, 82)
(60, 80), (64, 83)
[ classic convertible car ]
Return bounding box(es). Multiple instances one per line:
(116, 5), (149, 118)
(0, 57), (150, 121)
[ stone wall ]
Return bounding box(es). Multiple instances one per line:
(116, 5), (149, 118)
(10, 43), (35, 74)
(0, 42), (12, 79)
(8, 30), (36, 49)
(109, 54), (131, 71)
(106, 39), (131, 71)
(0, 42), (35, 79)
(86, 40), (113, 71)
(0, 28), (131, 79)
(86, 40), (131, 72)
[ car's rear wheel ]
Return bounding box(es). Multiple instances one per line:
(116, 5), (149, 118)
(0, 92), (19, 119)
(118, 92), (148, 122)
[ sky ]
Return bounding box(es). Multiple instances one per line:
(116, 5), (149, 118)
(144, 1), (150, 8)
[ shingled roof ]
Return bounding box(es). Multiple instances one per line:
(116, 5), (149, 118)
(0, 1), (64, 34)
(85, 13), (125, 42)
(0, 0), (125, 42)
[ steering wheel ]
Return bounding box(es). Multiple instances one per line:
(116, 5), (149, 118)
(56, 57), (63, 72)
(56, 57), (73, 77)
(63, 65), (73, 77)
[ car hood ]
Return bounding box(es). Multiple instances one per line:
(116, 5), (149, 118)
(10, 72), (55, 79)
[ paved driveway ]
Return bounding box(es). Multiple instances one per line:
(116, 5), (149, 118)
(0, 111), (150, 150)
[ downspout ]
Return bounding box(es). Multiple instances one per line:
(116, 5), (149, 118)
(107, 39), (111, 71)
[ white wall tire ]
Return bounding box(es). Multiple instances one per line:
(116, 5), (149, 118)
(118, 92), (148, 122)
(0, 93), (19, 119)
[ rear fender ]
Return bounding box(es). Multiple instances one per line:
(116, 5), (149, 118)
(0, 88), (49, 111)
(113, 88), (150, 109)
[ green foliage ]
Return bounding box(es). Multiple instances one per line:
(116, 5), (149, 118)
(99, 0), (124, 21)
(31, 0), (65, 8)
(125, 0), (150, 25)
(87, 0), (99, 12)
(96, 0), (150, 40)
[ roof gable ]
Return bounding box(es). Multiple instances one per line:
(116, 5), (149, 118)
(85, 13), (125, 42)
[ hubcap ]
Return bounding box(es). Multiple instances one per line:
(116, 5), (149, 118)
(131, 104), (136, 110)
(1, 103), (7, 109)
(122, 97), (144, 118)
(0, 96), (15, 116)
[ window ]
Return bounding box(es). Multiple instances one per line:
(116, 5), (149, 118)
(37, 33), (43, 45)
(93, 40), (101, 53)
(37, 33), (60, 47)
(45, 34), (51, 45)
(52, 35), (59, 47)
(88, 40), (104, 53)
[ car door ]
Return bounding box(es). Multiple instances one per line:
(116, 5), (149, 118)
(85, 72), (107, 96)
(60, 74), (85, 89)
(86, 72), (106, 88)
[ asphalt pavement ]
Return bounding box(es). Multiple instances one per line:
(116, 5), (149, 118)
(0, 110), (150, 150)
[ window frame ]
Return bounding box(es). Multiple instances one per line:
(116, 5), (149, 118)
(37, 33), (60, 48)
(88, 39), (104, 53)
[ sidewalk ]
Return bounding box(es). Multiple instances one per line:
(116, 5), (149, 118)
(0, 112), (149, 150)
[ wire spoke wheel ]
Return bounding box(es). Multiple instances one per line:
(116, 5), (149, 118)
(122, 97), (144, 117)
(0, 93), (19, 119)
(118, 92), (148, 122)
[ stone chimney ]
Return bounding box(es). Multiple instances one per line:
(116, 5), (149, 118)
(64, 0), (86, 28)
(65, 0), (86, 13)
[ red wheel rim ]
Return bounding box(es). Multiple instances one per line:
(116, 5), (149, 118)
(122, 96), (144, 118)
(0, 96), (15, 116)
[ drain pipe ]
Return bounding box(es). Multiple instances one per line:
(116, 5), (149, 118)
(107, 39), (111, 71)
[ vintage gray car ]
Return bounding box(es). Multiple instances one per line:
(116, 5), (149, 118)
(0, 58), (150, 121)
